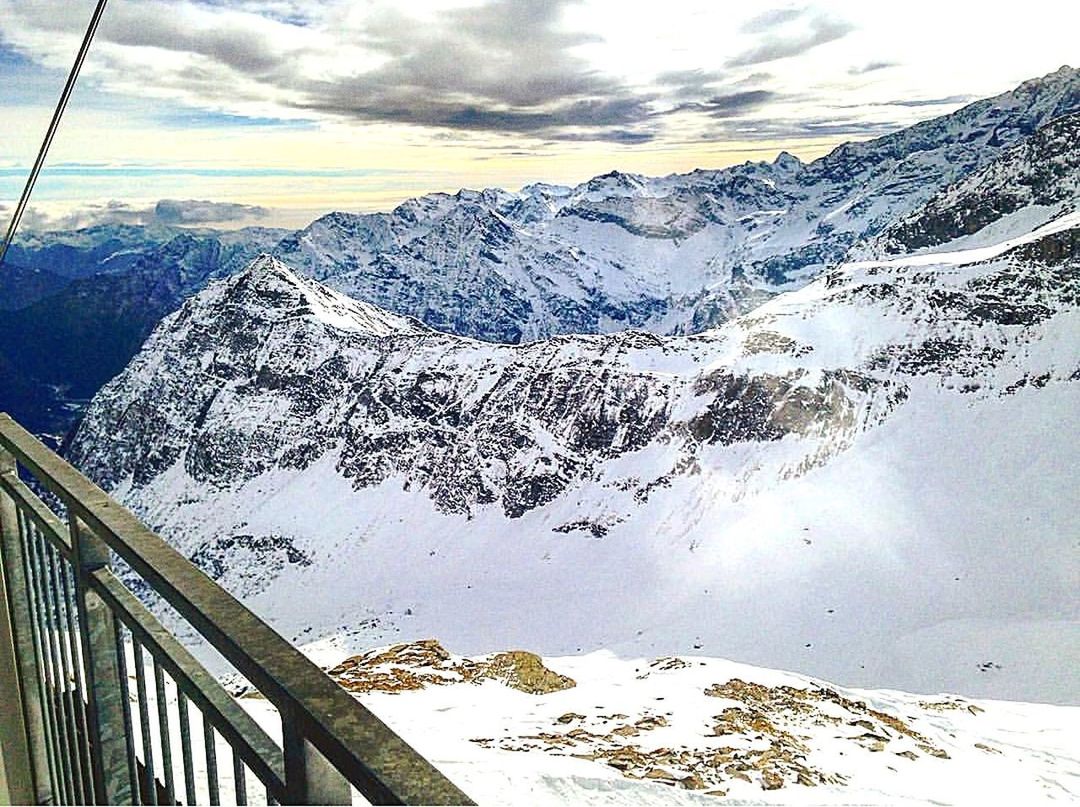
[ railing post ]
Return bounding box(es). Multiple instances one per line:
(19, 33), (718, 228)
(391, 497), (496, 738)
(71, 515), (134, 805)
(283, 717), (351, 805)
(0, 448), (52, 804)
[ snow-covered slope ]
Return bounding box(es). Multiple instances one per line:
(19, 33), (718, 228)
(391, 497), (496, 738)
(69, 196), (1080, 704)
(271, 66), (1080, 340)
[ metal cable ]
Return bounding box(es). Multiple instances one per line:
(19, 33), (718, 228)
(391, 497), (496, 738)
(0, 0), (110, 268)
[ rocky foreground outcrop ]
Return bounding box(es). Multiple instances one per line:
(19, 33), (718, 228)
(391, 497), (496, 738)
(231, 640), (1080, 804)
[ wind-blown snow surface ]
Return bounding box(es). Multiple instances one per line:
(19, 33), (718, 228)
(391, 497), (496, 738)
(70, 206), (1080, 705)
(230, 641), (1080, 805)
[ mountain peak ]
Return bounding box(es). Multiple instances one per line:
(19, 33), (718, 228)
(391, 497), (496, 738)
(243, 252), (295, 279)
(1040, 64), (1077, 82)
(772, 151), (803, 171)
(221, 254), (425, 337)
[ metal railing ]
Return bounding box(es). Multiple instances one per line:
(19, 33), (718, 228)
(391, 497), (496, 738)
(0, 413), (473, 805)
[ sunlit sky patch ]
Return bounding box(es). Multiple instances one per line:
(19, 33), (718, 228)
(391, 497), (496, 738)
(0, 0), (1076, 230)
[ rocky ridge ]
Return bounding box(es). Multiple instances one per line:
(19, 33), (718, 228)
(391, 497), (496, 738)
(69, 206), (1078, 523)
(864, 110), (1080, 256)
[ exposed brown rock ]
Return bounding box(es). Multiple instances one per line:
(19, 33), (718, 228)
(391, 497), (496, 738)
(762, 770), (785, 790)
(479, 650), (576, 694)
(328, 640), (577, 696)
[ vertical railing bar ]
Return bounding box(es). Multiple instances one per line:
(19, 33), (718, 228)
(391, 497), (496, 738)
(22, 511), (69, 804)
(232, 750), (248, 806)
(133, 640), (158, 805)
(72, 513), (136, 806)
(114, 620), (142, 805)
(153, 658), (176, 805)
(203, 717), (220, 806)
(176, 693), (197, 806)
(59, 564), (88, 696)
(8, 497), (59, 803)
(60, 562), (95, 798)
(47, 540), (90, 805)
(282, 709), (353, 806)
(33, 525), (78, 805)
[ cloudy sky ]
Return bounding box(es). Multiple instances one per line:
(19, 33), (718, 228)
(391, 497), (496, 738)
(1, 0), (1076, 230)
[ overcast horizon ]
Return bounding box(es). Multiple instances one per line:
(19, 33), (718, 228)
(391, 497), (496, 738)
(1, 0), (1077, 231)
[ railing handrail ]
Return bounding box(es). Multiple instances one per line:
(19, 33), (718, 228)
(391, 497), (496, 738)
(0, 412), (473, 805)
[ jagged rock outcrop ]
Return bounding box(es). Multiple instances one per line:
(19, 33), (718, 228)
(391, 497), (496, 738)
(864, 111), (1080, 255)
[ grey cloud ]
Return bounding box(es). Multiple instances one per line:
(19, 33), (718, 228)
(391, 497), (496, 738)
(740, 7), (808, 34)
(727, 13), (854, 67)
(849, 60), (899, 75)
(347, 0), (614, 106)
(6, 0), (303, 84)
(100, 7), (285, 76)
(3, 0), (809, 143)
(291, 88), (658, 141)
(794, 120), (899, 135)
(733, 71), (774, 86)
(707, 117), (901, 141)
(89, 0), (661, 141)
(656, 69), (724, 86)
(832, 94), (975, 111)
(19, 199), (268, 231)
(154, 199), (269, 224)
(13, 1), (285, 76)
(704, 90), (777, 116)
(674, 89), (778, 119)
(546, 128), (657, 144)
(283, 0), (663, 140)
(655, 68), (726, 99)
(879, 94), (973, 108)
(18, 201), (144, 231)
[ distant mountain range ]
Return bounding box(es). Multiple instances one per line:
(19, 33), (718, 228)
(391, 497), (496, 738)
(3, 66), (1078, 434)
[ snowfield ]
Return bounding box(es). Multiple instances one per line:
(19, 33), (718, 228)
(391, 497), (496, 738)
(230, 641), (1080, 805)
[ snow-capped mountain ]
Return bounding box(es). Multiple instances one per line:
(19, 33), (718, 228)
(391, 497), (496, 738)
(6, 67), (1078, 440)
(69, 183), (1080, 707)
(273, 66), (1080, 340)
(68, 253), (901, 519)
(0, 226), (288, 433)
(33, 64), (1077, 807)
(862, 110), (1080, 257)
